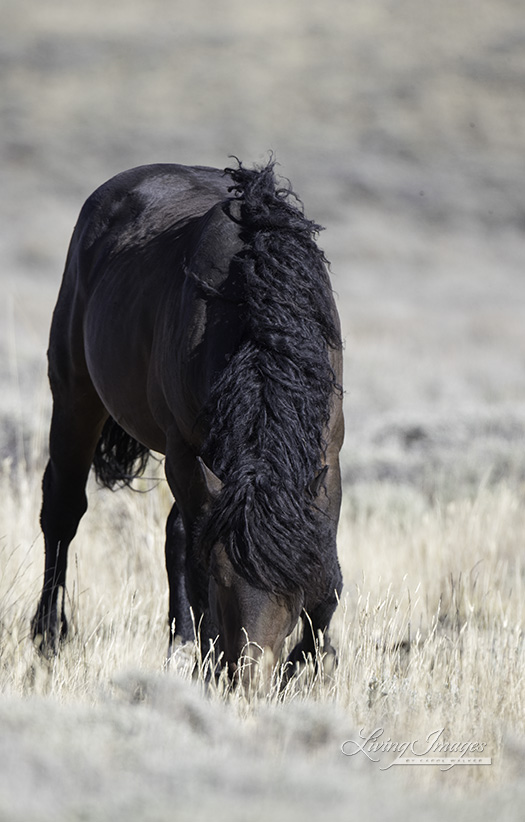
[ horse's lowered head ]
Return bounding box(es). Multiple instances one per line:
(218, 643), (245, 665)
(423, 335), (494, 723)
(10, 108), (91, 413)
(196, 458), (305, 681)
(194, 454), (343, 686)
(208, 542), (304, 681)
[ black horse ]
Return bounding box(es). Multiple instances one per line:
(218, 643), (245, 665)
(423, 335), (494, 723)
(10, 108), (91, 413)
(32, 159), (344, 679)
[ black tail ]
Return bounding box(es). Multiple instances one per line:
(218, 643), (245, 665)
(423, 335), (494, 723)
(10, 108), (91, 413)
(93, 417), (150, 489)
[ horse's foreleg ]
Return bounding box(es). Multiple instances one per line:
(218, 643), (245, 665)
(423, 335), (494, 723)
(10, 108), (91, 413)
(32, 397), (106, 654)
(285, 567), (343, 678)
(164, 436), (218, 662)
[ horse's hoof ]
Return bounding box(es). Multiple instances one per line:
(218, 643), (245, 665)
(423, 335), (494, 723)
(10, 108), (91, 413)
(31, 608), (68, 657)
(321, 643), (338, 677)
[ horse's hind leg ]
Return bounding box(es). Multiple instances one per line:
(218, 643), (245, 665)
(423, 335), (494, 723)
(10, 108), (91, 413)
(165, 502), (194, 658)
(32, 385), (106, 653)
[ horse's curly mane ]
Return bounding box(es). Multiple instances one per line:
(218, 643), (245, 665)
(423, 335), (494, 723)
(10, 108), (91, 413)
(199, 159), (342, 599)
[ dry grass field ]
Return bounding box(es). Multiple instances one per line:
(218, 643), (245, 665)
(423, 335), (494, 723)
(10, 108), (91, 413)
(1, 0), (525, 819)
(2, 441), (525, 819)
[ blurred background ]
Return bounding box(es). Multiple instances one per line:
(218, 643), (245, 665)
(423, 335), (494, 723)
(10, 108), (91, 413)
(2, 0), (525, 497)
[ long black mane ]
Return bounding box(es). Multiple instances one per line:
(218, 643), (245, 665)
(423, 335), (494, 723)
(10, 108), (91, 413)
(200, 160), (342, 599)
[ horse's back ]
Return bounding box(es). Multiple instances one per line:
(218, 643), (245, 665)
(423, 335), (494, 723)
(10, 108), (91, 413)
(73, 164), (231, 257)
(50, 164), (242, 452)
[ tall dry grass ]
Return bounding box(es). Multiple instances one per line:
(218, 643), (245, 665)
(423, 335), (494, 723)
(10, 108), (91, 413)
(1, 434), (524, 802)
